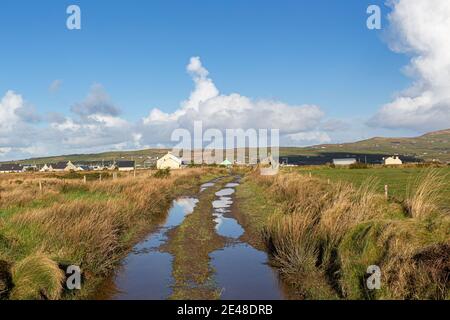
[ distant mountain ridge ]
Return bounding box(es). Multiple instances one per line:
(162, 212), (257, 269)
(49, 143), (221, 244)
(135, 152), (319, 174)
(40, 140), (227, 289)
(291, 128), (450, 162)
(2, 129), (450, 165)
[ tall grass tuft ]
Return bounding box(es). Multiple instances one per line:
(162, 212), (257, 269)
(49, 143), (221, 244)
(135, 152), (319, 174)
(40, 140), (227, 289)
(10, 253), (64, 300)
(405, 169), (448, 219)
(251, 169), (449, 299)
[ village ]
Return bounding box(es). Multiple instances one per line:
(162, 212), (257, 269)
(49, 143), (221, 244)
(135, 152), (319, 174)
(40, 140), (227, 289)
(0, 151), (406, 174)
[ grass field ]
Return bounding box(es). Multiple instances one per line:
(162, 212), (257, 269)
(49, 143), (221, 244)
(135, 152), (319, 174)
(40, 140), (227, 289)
(0, 168), (224, 300)
(236, 167), (450, 299)
(285, 166), (450, 207)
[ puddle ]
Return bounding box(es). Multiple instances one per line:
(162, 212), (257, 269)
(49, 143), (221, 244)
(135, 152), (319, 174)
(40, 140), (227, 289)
(211, 243), (284, 300)
(215, 188), (235, 197)
(210, 179), (288, 299)
(225, 183), (239, 188)
(213, 215), (244, 238)
(94, 197), (198, 300)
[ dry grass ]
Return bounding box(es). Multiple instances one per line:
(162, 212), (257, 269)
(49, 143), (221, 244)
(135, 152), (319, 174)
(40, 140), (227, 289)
(0, 168), (223, 299)
(249, 168), (449, 299)
(10, 253), (65, 300)
(405, 169), (449, 219)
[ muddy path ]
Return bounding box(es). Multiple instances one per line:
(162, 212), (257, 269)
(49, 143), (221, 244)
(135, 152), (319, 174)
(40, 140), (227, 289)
(95, 175), (292, 300)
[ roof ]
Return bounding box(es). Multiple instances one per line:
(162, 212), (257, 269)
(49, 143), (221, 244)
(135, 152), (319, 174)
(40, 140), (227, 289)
(0, 164), (23, 171)
(51, 162), (69, 170)
(159, 153), (182, 164)
(116, 161), (135, 168)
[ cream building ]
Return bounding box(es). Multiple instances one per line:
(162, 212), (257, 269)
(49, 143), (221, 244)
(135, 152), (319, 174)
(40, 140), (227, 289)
(157, 153), (182, 170)
(383, 156), (403, 165)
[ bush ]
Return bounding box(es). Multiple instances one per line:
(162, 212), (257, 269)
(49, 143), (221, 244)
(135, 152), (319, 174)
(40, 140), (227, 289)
(153, 168), (171, 179)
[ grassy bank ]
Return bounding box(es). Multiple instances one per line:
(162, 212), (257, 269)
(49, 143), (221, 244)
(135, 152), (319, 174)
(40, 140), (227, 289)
(237, 169), (449, 299)
(0, 168), (224, 300)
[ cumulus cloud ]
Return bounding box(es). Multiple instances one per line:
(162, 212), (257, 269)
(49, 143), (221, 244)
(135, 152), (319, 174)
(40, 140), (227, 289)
(142, 57), (326, 146)
(0, 90), (23, 132)
(1, 57), (333, 160)
(0, 87), (137, 161)
(369, 0), (450, 131)
(71, 84), (121, 117)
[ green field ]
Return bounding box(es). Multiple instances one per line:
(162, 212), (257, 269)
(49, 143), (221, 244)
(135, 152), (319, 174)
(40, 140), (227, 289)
(286, 166), (450, 207)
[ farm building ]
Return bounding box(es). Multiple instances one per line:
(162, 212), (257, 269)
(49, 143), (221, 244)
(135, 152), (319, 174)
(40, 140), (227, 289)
(116, 161), (135, 171)
(0, 164), (24, 173)
(383, 156), (403, 165)
(332, 158), (357, 166)
(157, 153), (182, 169)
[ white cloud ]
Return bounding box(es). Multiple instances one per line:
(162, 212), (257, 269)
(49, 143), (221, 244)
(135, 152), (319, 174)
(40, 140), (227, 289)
(1, 57), (333, 160)
(142, 57), (326, 146)
(370, 0), (450, 131)
(0, 90), (22, 132)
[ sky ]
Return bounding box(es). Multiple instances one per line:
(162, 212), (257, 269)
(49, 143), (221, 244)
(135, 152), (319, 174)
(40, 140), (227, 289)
(1, 0), (450, 160)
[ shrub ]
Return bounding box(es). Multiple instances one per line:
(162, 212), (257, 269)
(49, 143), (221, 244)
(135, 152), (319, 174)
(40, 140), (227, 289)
(153, 168), (171, 179)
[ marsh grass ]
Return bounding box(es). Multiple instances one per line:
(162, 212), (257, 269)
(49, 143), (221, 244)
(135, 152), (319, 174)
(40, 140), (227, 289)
(250, 168), (449, 299)
(0, 168), (223, 299)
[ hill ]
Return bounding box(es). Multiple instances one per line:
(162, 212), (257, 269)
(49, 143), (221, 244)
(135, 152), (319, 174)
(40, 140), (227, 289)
(280, 129), (450, 163)
(2, 129), (449, 166)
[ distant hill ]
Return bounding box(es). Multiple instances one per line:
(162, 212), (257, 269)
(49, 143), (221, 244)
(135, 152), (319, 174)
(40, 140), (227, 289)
(280, 129), (450, 163)
(2, 129), (449, 166)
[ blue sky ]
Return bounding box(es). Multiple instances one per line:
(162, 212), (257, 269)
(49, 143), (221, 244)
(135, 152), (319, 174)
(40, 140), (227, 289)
(1, 0), (449, 160)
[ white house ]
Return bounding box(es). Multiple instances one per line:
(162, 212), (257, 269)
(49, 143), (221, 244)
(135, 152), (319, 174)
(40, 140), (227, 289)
(332, 158), (357, 166)
(383, 156), (403, 165)
(40, 164), (52, 172)
(157, 153), (182, 170)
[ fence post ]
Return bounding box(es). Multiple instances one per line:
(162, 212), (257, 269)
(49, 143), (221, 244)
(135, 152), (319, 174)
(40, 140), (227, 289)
(83, 176), (87, 184)
(384, 184), (389, 199)
(39, 180), (43, 192)
(113, 172), (117, 180)
(99, 174), (102, 182)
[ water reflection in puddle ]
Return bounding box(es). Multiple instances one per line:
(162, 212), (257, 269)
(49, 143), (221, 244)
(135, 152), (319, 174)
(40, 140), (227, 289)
(212, 189), (244, 239)
(210, 180), (287, 299)
(211, 243), (284, 300)
(200, 182), (215, 192)
(215, 188), (235, 197)
(95, 197), (198, 300)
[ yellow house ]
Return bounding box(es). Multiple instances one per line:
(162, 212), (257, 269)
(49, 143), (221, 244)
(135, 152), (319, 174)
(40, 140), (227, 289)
(383, 156), (403, 165)
(157, 152), (182, 170)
